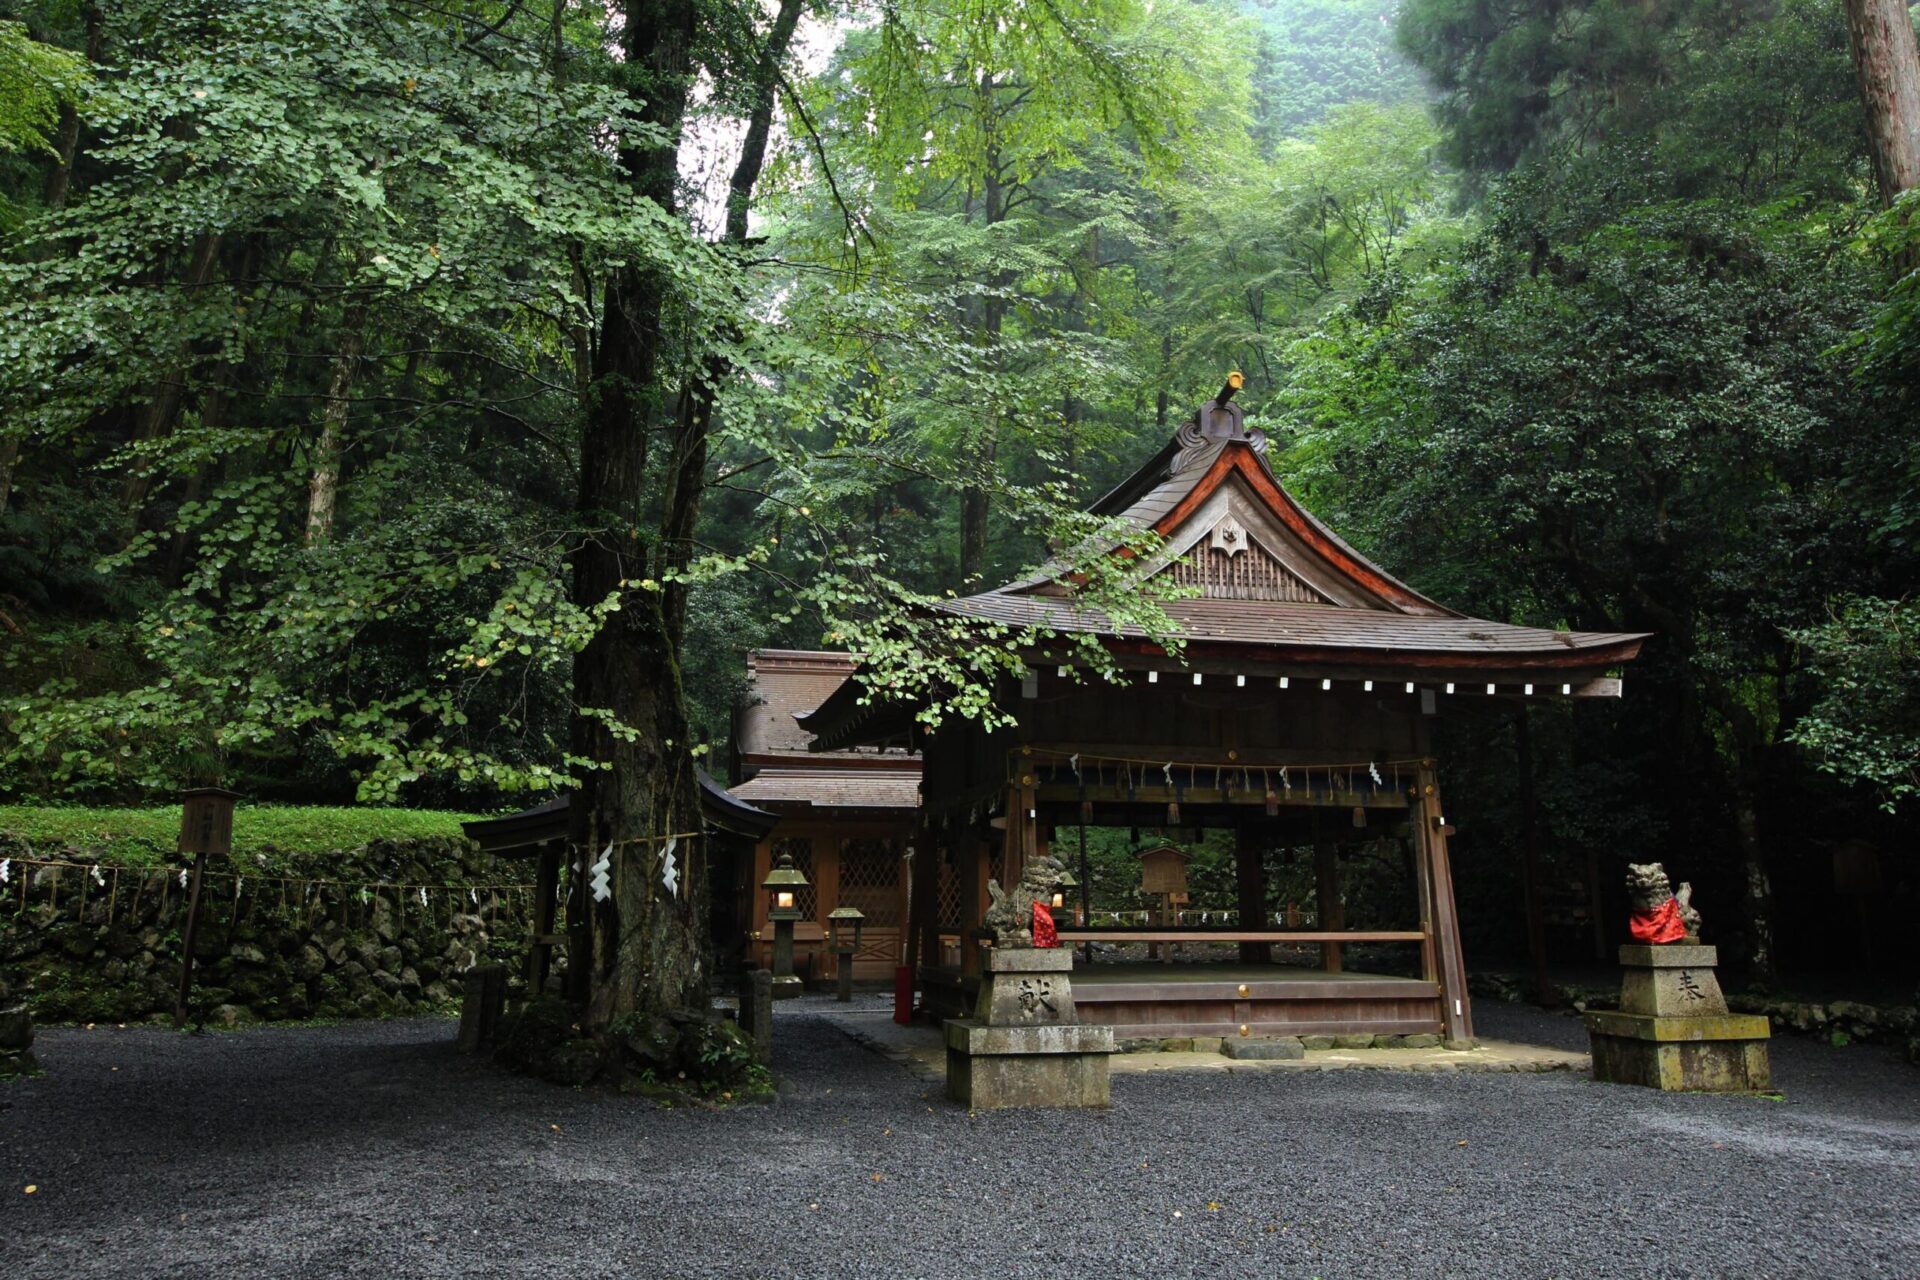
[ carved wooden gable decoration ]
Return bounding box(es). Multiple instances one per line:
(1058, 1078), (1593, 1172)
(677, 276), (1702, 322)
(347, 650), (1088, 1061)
(1146, 429), (1404, 611)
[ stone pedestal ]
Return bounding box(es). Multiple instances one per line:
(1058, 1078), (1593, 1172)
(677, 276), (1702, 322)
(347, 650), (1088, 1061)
(738, 969), (773, 1064)
(945, 948), (1113, 1109)
(1586, 945), (1771, 1092)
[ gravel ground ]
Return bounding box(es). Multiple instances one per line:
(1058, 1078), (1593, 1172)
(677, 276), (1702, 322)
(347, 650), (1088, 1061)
(4, 1000), (1917, 1279)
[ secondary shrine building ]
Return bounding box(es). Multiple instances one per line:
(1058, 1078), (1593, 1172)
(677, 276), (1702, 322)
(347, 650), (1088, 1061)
(798, 386), (1646, 1047)
(729, 650), (920, 985)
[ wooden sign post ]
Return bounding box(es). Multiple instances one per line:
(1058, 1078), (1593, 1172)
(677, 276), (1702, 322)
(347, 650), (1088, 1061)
(1134, 845), (1190, 965)
(174, 787), (241, 1028)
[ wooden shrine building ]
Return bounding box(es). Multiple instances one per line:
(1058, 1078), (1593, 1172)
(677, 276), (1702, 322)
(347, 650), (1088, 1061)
(729, 650), (921, 983)
(798, 383), (1647, 1046)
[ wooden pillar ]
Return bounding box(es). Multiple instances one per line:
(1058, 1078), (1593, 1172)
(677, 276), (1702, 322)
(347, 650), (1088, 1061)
(1416, 759), (1473, 1046)
(814, 833), (841, 981)
(911, 824), (939, 975)
(960, 835), (985, 976)
(894, 837), (912, 964)
(564, 828), (590, 1006)
(1584, 846), (1607, 962)
(1235, 825), (1270, 964)
(749, 837), (774, 969)
(530, 841), (561, 996)
(1314, 842), (1343, 974)
(1515, 709), (1553, 1004)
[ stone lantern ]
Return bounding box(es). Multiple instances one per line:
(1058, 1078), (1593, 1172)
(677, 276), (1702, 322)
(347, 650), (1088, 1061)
(827, 906), (866, 1002)
(762, 851), (810, 1000)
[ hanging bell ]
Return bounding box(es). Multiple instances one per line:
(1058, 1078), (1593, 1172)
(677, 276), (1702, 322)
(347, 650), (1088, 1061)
(1265, 787), (1279, 817)
(1352, 805), (1366, 829)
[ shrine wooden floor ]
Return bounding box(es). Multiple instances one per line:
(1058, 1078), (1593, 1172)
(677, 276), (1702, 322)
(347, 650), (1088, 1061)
(1073, 961), (1412, 986)
(925, 959), (1446, 1040)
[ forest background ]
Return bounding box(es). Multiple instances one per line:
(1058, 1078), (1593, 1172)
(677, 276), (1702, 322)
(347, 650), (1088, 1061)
(1, 0), (1917, 1002)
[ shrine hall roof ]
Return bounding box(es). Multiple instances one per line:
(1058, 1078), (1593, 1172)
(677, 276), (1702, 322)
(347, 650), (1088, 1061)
(930, 593), (1645, 665)
(795, 389), (1649, 753)
(731, 766), (921, 811)
(730, 648), (920, 812)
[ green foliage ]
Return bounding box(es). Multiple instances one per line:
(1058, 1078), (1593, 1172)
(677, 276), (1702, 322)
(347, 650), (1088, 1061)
(0, 803), (480, 867)
(0, 18), (84, 157)
(1242, 0), (1426, 143)
(1788, 596), (1920, 811)
(1395, 0), (1865, 203)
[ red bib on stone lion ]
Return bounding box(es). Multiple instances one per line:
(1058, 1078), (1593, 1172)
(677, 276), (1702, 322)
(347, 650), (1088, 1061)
(1032, 901), (1058, 948)
(1629, 895), (1686, 944)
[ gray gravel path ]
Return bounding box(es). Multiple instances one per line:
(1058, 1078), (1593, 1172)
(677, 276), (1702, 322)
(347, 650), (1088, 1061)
(3, 1001), (1917, 1279)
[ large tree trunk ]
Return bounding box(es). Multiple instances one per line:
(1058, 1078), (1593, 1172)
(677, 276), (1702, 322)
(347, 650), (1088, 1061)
(1843, 0), (1920, 206)
(567, 0), (705, 1027)
(304, 308), (367, 545)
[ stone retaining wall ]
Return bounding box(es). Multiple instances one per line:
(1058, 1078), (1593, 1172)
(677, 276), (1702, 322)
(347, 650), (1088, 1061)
(0, 833), (529, 1027)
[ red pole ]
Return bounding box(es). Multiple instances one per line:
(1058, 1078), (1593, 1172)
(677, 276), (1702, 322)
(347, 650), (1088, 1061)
(893, 964), (914, 1025)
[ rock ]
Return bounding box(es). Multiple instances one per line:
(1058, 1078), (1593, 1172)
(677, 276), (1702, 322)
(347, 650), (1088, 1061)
(1372, 1034), (1402, 1049)
(398, 967), (422, 995)
(621, 1013), (682, 1072)
(371, 970), (402, 994)
(1399, 1033), (1442, 1048)
(210, 1004), (249, 1029)
(1829, 1001), (1878, 1036)
(377, 945), (403, 974)
(230, 944), (270, 966)
(370, 896), (399, 942)
(293, 945), (327, 981)
(1333, 1034), (1374, 1050)
(1300, 1035), (1336, 1050)
(547, 1038), (608, 1087)
(324, 937), (349, 967)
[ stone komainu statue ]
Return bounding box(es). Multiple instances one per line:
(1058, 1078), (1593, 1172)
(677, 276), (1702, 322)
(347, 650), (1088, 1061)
(1625, 861), (1701, 943)
(985, 854), (1065, 949)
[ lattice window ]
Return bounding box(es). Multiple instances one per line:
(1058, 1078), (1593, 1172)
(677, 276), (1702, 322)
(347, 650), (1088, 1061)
(775, 836), (818, 920)
(935, 853), (960, 929)
(1167, 544), (1327, 603)
(840, 839), (901, 928)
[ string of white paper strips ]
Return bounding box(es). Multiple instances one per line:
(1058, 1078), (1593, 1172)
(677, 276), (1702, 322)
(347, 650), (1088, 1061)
(660, 836), (680, 897)
(588, 844), (614, 903)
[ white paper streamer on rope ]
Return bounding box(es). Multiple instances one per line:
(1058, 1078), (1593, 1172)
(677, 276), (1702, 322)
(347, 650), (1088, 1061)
(418, 886), (429, 909)
(0, 858), (9, 884)
(1369, 762), (1383, 787)
(179, 870), (189, 888)
(93, 866), (106, 886)
(660, 836), (680, 898)
(469, 888), (478, 905)
(589, 844), (613, 903)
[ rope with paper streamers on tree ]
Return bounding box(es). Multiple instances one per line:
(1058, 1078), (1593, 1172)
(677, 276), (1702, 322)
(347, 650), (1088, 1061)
(0, 855), (538, 935)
